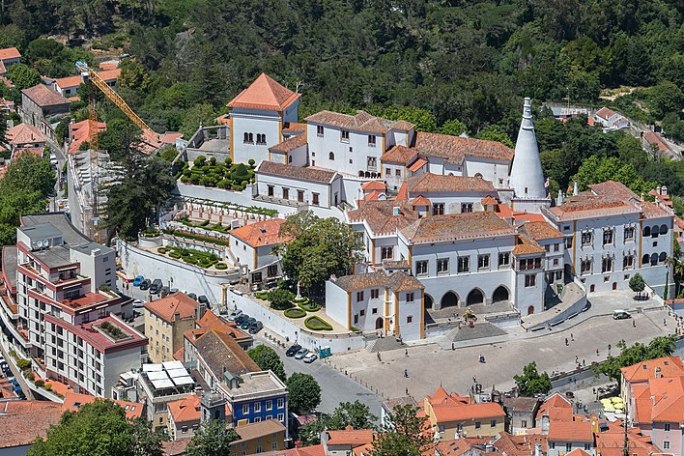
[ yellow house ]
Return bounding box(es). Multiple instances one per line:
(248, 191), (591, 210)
(229, 419), (286, 455)
(144, 292), (198, 363)
(423, 386), (506, 439)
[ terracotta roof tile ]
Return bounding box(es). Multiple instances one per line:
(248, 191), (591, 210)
(481, 196), (498, 206)
(233, 419), (286, 442)
(589, 181), (639, 200)
(595, 107), (617, 120)
(162, 437), (192, 455)
(520, 221), (563, 241)
(192, 330), (259, 379)
(431, 401), (505, 423)
(381, 145), (417, 164)
(326, 426), (374, 447)
(68, 119), (106, 153)
(393, 120), (415, 131)
(535, 393), (573, 422)
(53, 74), (82, 89)
(408, 173), (495, 194)
(22, 84), (69, 107)
(63, 392), (143, 420)
(269, 134), (307, 153)
(493, 432), (548, 456)
(641, 201), (671, 219)
(410, 195), (431, 207)
(11, 147), (44, 160)
(258, 161), (337, 184)
(332, 271), (423, 293)
(408, 158), (428, 172)
(361, 181), (386, 192)
(347, 199), (419, 235)
(0, 47), (21, 61)
(6, 123), (46, 145)
(144, 292), (198, 323)
(547, 421), (593, 442)
(549, 194), (640, 221)
(643, 131), (670, 153)
(413, 132), (514, 164)
(401, 212), (515, 245)
(621, 356), (684, 383)
(228, 73), (300, 111)
(305, 110), (399, 134)
(97, 68), (121, 82)
(282, 122), (306, 134)
(512, 234), (545, 255)
(229, 218), (291, 247)
(167, 393), (231, 425)
(0, 400), (64, 449)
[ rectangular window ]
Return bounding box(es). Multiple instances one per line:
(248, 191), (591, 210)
(381, 246), (393, 260)
(406, 293), (414, 302)
(416, 260), (428, 276)
(581, 231), (592, 246)
(525, 274), (536, 287)
(602, 257), (613, 273)
(282, 188), (289, 200)
(461, 203), (473, 213)
(664, 441), (670, 449)
(478, 254), (490, 270)
(360, 309), (365, 316)
(372, 308), (378, 314)
(665, 424), (671, 431)
(297, 190), (304, 202)
(371, 289), (379, 299)
(368, 135), (376, 146)
(266, 400), (272, 411)
(490, 420), (496, 427)
(312, 193), (319, 206)
(475, 422), (481, 429)
(554, 243), (560, 252)
(623, 255), (634, 270)
(267, 185), (274, 197)
(385, 168), (391, 176)
(498, 252), (510, 267)
(395, 169), (401, 177)
(407, 316), (413, 323)
(521, 420), (527, 428)
(437, 258), (449, 274)
(566, 443), (572, 452)
(242, 404), (249, 414)
(317, 125), (324, 137)
(277, 413), (284, 421)
(624, 226), (635, 241)
(603, 229), (614, 245)
(565, 237), (573, 249)
(341, 130), (350, 143)
(584, 444), (591, 451)
(458, 257), (470, 273)
(356, 291), (364, 301)
(277, 399), (284, 409)
(254, 402), (261, 413)
(581, 259), (592, 275)
(432, 203), (445, 216)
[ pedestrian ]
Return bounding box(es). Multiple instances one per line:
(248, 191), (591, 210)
(571, 333), (574, 341)
(565, 337), (569, 346)
(405, 348), (408, 357)
(404, 369), (408, 378)
(575, 355), (579, 364)
(473, 376), (477, 384)
(583, 359), (586, 367)
(406, 387), (409, 395)
(633, 320), (636, 328)
(608, 344), (611, 352)
(664, 318), (667, 326)
(596, 349), (599, 356)
(377, 352), (381, 361)
(451, 342), (455, 351)
(593, 387), (596, 395)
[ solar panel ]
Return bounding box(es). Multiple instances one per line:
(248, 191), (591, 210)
(143, 364), (163, 372)
(146, 371), (169, 381)
(162, 361), (184, 370)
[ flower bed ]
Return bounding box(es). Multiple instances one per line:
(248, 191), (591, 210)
(284, 308), (306, 319)
(305, 316), (333, 331)
(215, 262), (228, 270)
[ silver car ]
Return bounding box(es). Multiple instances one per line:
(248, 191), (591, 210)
(228, 309), (243, 321)
(294, 348), (309, 360)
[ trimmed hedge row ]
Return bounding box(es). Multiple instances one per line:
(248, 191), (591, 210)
(305, 316), (333, 331)
(284, 308), (306, 319)
(295, 298), (321, 312)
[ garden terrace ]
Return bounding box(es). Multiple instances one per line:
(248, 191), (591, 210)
(157, 246), (227, 270)
(178, 155), (256, 191)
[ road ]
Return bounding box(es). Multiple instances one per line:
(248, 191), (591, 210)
(255, 335), (383, 416)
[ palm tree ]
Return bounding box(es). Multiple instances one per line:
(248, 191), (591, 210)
(666, 256), (684, 298)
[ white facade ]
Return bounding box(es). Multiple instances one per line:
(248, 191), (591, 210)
(255, 163), (344, 209)
(306, 122), (384, 177)
(231, 107), (283, 165)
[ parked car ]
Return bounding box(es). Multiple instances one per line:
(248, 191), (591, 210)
(249, 321), (263, 334)
(303, 353), (318, 363)
(286, 344), (301, 357)
(613, 310), (631, 320)
(228, 310), (243, 321)
(188, 293), (197, 300)
(160, 286), (170, 297)
(150, 279), (163, 295)
(132, 299), (144, 308)
(139, 279), (151, 291)
(235, 314), (249, 325)
(219, 308), (228, 315)
(198, 295), (209, 306)
(132, 275), (144, 287)
(240, 318), (256, 330)
(294, 348), (309, 360)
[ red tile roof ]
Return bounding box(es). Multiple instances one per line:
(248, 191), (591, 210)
(401, 212), (515, 245)
(621, 356), (684, 384)
(413, 132), (514, 164)
(305, 110), (399, 134)
(53, 74), (82, 89)
(361, 181), (386, 192)
(410, 195), (431, 207)
(97, 68), (121, 82)
(6, 123), (46, 146)
(0, 400), (64, 449)
(229, 218), (291, 247)
(408, 173), (495, 194)
(381, 145), (418, 164)
(643, 131), (670, 153)
(512, 234), (545, 255)
(69, 119), (106, 153)
(408, 158), (428, 172)
(536, 393), (573, 422)
(520, 221), (563, 241)
(332, 271), (423, 293)
(22, 84), (69, 107)
(326, 426), (375, 447)
(228, 73), (300, 111)
(431, 400), (505, 424)
(548, 420), (593, 442)
(0, 47), (21, 62)
(258, 161), (338, 184)
(167, 393), (231, 425)
(11, 147), (44, 160)
(63, 392), (144, 420)
(595, 107), (617, 120)
(347, 199), (419, 235)
(269, 134), (307, 153)
(145, 292), (198, 323)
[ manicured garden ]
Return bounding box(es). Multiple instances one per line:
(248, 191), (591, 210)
(305, 316), (333, 331)
(178, 216), (232, 233)
(283, 308), (306, 318)
(178, 155), (256, 190)
(157, 246), (227, 269)
(162, 228), (230, 246)
(255, 287), (332, 330)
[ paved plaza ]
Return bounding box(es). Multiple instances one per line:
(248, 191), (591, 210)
(329, 291), (677, 402)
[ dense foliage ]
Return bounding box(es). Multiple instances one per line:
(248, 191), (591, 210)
(371, 405), (432, 456)
(247, 344), (287, 383)
(185, 420), (239, 456)
(299, 401), (377, 446)
(592, 335), (677, 385)
(513, 361), (552, 396)
(29, 400), (164, 456)
(287, 372), (321, 414)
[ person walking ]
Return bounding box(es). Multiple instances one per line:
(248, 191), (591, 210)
(565, 337), (569, 346)
(404, 369), (408, 378)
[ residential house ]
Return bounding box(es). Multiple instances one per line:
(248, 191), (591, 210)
(642, 131), (672, 157)
(52, 68), (120, 99)
(144, 292), (199, 363)
(423, 386), (506, 439)
(4, 123), (46, 159)
(546, 420), (595, 456)
(62, 391), (144, 420)
(320, 426), (375, 456)
(20, 84), (70, 141)
(0, 400), (64, 455)
(228, 218), (292, 284)
(230, 419), (287, 455)
(167, 392), (232, 441)
(502, 396), (541, 434)
(180, 310), (252, 360)
(325, 270), (425, 340)
(593, 107), (629, 132)
(620, 356), (684, 408)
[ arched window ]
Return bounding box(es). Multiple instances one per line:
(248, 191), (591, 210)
(643, 226), (651, 237)
(651, 253), (658, 266)
(329, 152), (335, 160)
(660, 224), (669, 235)
(659, 252), (667, 263)
(642, 254), (650, 265)
(288, 155), (292, 164)
(248, 133), (254, 143)
(474, 173), (483, 179)
(652, 225), (660, 238)
(243, 132), (250, 143)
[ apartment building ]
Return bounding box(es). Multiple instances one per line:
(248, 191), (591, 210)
(144, 292), (198, 363)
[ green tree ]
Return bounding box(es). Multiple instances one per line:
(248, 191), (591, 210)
(103, 155), (176, 241)
(372, 106), (438, 132)
(131, 419), (167, 456)
(572, 156), (654, 194)
(439, 119), (468, 136)
(3, 154), (56, 197)
(300, 401), (377, 445)
(277, 212), (362, 297)
(6, 63), (41, 90)
(513, 362), (552, 396)
(370, 405), (431, 456)
(629, 273), (646, 297)
(267, 288), (294, 310)
(247, 345), (286, 383)
(29, 400), (148, 456)
(287, 373), (321, 414)
(180, 103), (217, 138)
(98, 118), (142, 161)
(185, 420), (239, 456)
(593, 336), (677, 385)
(477, 126), (514, 148)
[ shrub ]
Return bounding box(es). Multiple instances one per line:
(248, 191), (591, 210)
(215, 262), (228, 270)
(209, 156), (217, 166)
(16, 359), (31, 370)
(169, 251), (181, 259)
(180, 175), (190, 183)
(297, 300), (321, 312)
(255, 291), (269, 300)
(304, 316), (333, 331)
(157, 247), (167, 254)
(35, 379), (45, 387)
(284, 308), (306, 318)
(44, 382), (52, 391)
(194, 155), (206, 167)
(268, 288), (295, 310)
(25, 371), (35, 381)
(248, 158), (256, 167)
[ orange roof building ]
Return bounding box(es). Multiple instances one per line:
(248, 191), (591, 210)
(167, 393), (232, 441)
(62, 391), (144, 419)
(228, 73), (300, 112)
(0, 47), (21, 63)
(144, 293), (198, 363)
(322, 426), (375, 454)
(0, 400), (64, 451)
(229, 218), (291, 282)
(68, 119), (107, 153)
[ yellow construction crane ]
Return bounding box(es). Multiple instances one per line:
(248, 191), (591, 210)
(76, 61), (157, 151)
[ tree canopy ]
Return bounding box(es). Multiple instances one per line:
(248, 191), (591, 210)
(299, 401), (377, 446)
(513, 362), (552, 397)
(286, 372), (321, 414)
(370, 405), (432, 456)
(247, 344), (287, 383)
(185, 420), (239, 456)
(593, 336), (677, 384)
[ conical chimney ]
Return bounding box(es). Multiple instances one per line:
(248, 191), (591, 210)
(509, 98), (546, 200)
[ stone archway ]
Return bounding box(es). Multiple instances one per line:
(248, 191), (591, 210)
(440, 291), (459, 309)
(425, 294), (434, 309)
(527, 305), (534, 315)
(466, 289), (485, 306)
(492, 286), (510, 304)
(375, 317), (383, 330)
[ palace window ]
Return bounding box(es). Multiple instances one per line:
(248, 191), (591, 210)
(624, 226), (635, 241)
(580, 259), (592, 275)
(581, 231), (592, 246)
(461, 203), (473, 213)
(525, 274), (536, 287)
(437, 258), (449, 274)
(602, 257), (613, 273)
(416, 260), (428, 276)
(433, 203), (445, 216)
(457, 257), (470, 273)
(623, 255), (634, 270)
(368, 135), (376, 146)
(341, 130), (350, 143)
(498, 252), (510, 267)
(478, 254), (490, 270)
(381, 246), (393, 260)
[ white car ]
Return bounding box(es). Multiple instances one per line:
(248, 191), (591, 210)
(132, 299), (145, 308)
(303, 353), (318, 363)
(228, 309), (243, 321)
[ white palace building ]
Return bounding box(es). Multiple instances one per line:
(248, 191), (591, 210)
(180, 75), (675, 341)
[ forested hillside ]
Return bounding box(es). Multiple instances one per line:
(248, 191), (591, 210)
(2, 0), (684, 138)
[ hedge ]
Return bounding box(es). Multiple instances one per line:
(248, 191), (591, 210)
(295, 298), (321, 312)
(255, 291), (269, 300)
(215, 263), (228, 270)
(284, 308), (306, 319)
(163, 229), (230, 246)
(305, 316), (333, 331)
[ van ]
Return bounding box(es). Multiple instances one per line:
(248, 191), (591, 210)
(613, 310), (631, 320)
